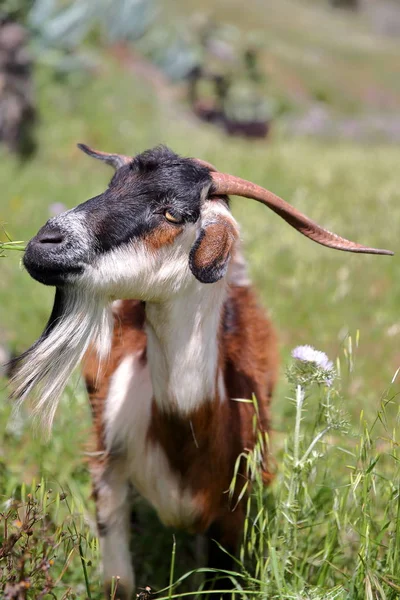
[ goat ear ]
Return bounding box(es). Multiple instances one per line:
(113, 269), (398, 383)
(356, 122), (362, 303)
(77, 143), (131, 170)
(189, 210), (238, 284)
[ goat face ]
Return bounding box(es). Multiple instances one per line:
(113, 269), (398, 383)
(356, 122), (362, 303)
(23, 145), (238, 302)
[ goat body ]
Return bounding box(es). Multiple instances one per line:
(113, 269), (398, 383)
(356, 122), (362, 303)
(84, 275), (277, 597)
(12, 144), (391, 599)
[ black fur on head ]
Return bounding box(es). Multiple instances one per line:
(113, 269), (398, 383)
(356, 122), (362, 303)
(23, 145), (214, 287)
(88, 145), (212, 251)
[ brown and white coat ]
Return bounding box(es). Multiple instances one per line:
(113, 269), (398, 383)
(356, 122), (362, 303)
(12, 144), (392, 599)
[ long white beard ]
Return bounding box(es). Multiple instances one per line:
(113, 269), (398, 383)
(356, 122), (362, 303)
(10, 287), (113, 431)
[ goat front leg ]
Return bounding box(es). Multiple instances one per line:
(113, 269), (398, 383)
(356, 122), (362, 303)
(93, 462), (134, 600)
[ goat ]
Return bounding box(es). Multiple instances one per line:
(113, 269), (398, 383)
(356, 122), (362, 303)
(11, 144), (392, 599)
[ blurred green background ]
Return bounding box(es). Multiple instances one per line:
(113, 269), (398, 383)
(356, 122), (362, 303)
(0, 0), (399, 597)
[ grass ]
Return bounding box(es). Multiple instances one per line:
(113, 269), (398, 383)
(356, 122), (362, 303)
(1, 2), (400, 595)
(1, 347), (399, 598)
(239, 362), (400, 599)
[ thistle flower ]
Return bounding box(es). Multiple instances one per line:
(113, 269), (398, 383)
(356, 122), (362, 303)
(288, 345), (335, 387)
(291, 345), (333, 371)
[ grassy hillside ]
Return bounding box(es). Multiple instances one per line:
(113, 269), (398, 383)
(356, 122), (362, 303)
(0, 9), (400, 597)
(170, 0), (400, 115)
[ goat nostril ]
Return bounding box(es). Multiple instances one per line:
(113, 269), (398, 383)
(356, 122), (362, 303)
(36, 228), (64, 246)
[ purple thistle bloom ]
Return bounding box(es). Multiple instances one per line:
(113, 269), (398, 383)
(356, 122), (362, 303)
(292, 345), (333, 371)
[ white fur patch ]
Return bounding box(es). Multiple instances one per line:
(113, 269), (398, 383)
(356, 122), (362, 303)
(104, 354), (200, 528)
(201, 198), (234, 224)
(145, 274), (227, 414)
(97, 474), (134, 595)
(140, 199), (236, 414)
(229, 245), (250, 287)
(81, 225), (198, 301)
(54, 209), (91, 243)
(11, 290), (113, 430)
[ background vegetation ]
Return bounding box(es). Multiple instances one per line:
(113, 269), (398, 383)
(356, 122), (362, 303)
(0, 0), (399, 597)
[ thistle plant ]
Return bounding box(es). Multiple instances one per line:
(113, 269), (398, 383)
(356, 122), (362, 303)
(281, 346), (349, 584)
(287, 345), (335, 387)
(236, 340), (400, 599)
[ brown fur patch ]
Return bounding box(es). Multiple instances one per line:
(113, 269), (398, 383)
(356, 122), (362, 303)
(83, 300), (146, 456)
(143, 221), (183, 251)
(192, 219), (236, 271)
(223, 285), (278, 437)
(146, 284), (278, 532)
(147, 399), (233, 532)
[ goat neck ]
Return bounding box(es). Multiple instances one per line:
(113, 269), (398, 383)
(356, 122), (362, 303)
(145, 277), (227, 415)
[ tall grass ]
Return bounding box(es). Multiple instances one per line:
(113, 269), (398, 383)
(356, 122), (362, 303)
(235, 339), (400, 599)
(158, 338), (400, 599)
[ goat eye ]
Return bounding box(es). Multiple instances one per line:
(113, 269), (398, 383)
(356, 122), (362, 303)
(164, 210), (183, 224)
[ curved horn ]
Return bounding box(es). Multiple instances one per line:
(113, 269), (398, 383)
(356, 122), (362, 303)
(77, 143), (132, 170)
(193, 158), (218, 172)
(210, 172), (393, 256)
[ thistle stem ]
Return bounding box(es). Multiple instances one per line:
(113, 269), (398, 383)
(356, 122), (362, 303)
(293, 384), (305, 468)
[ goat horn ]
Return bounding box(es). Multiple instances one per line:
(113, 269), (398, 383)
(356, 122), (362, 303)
(210, 172), (393, 256)
(77, 143), (131, 170)
(194, 158), (218, 172)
